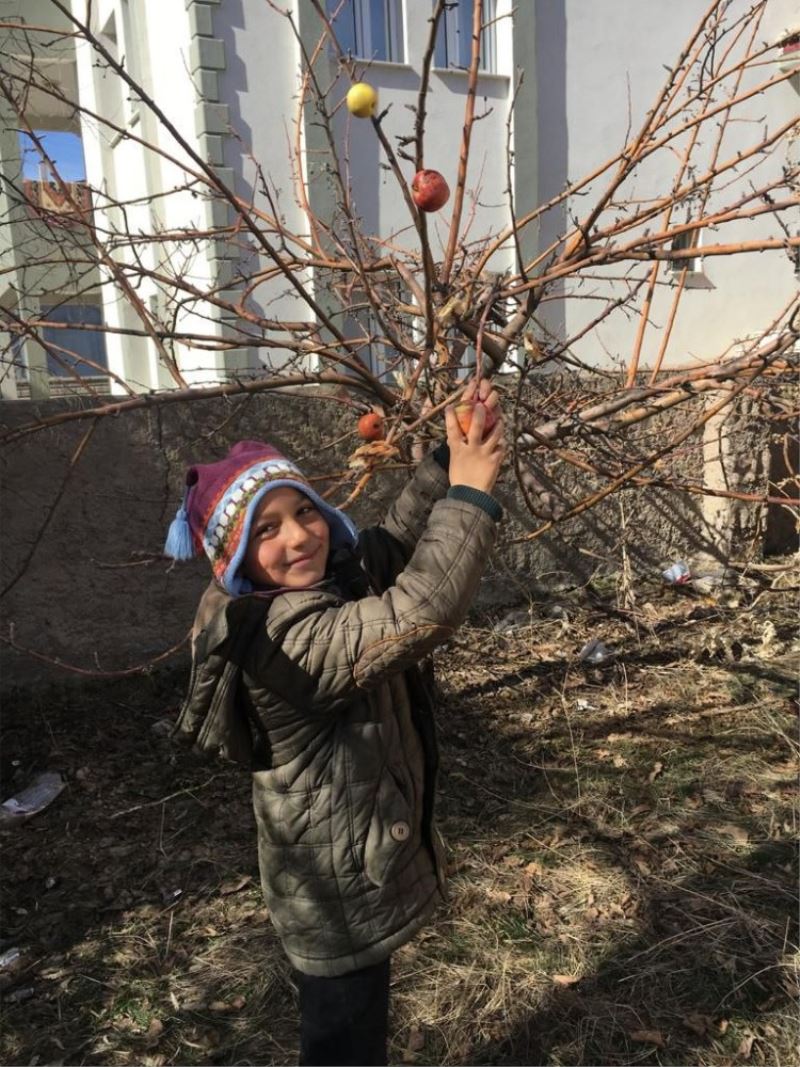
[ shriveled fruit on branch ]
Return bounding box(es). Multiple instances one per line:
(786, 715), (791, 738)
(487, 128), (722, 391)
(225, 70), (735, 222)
(454, 400), (498, 439)
(411, 169), (450, 212)
(346, 82), (378, 118)
(357, 412), (385, 441)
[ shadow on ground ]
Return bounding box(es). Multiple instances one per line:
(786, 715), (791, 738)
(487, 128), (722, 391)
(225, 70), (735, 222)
(0, 590), (797, 1065)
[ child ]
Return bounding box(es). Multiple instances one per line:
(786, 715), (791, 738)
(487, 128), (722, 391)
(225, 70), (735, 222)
(164, 380), (505, 1066)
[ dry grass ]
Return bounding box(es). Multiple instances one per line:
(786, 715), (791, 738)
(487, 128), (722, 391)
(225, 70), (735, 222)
(1, 580), (797, 1065)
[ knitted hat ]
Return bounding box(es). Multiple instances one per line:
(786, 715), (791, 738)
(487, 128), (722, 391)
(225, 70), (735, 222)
(163, 440), (358, 596)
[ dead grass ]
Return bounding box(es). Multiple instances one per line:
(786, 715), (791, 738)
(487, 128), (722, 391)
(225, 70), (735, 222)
(0, 580), (797, 1065)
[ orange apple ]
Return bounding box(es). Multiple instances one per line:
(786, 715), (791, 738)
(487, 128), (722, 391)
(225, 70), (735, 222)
(454, 400), (497, 439)
(411, 169), (450, 212)
(357, 412), (385, 441)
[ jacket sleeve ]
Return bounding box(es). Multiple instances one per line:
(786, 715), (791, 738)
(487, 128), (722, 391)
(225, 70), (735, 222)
(358, 450), (449, 591)
(375, 450), (449, 557)
(247, 497), (496, 713)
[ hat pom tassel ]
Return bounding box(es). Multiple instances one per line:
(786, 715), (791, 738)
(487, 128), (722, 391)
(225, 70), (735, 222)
(164, 505), (195, 561)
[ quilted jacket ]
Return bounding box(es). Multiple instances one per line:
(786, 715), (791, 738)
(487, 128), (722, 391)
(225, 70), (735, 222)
(175, 454), (500, 976)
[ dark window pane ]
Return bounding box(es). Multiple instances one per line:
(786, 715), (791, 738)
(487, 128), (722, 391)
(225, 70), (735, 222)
(328, 0), (358, 54)
(434, 2), (448, 66)
(40, 304), (108, 377)
(456, 0), (473, 67)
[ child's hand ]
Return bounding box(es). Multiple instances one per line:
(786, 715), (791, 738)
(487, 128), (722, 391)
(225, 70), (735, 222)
(445, 379), (506, 495)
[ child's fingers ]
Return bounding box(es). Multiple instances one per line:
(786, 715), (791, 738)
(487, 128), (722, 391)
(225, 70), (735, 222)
(484, 389), (501, 412)
(444, 405), (462, 445)
(484, 416), (505, 449)
(462, 380), (477, 403)
(467, 400), (487, 444)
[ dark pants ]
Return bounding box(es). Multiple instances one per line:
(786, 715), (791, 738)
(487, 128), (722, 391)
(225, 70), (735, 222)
(295, 957), (391, 1066)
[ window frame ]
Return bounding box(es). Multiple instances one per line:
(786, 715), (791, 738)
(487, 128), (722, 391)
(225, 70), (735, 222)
(434, 0), (496, 74)
(328, 0), (405, 64)
(39, 303), (109, 379)
(667, 229), (702, 278)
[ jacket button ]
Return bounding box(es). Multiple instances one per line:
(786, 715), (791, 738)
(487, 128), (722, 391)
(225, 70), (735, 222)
(390, 820), (410, 842)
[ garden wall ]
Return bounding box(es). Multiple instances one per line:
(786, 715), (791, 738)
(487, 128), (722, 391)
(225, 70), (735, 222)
(0, 385), (787, 688)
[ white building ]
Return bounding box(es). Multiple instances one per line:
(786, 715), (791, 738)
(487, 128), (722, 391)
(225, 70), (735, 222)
(0, 0), (797, 398)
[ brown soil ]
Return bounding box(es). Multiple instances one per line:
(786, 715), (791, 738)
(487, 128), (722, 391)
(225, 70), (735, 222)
(1, 580), (797, 1066)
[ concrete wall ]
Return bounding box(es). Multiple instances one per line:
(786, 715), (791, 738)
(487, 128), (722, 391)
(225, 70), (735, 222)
(1, 384), (787, 688)
(536, 0), (799, 369)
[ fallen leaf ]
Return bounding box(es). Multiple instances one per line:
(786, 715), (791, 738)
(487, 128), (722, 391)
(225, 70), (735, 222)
(219, 875), (252, 896)
(647, 761), (664, 783)
(145, 1018), (163, 1042)
(630, 1029), (666, 1047)
(737, 1032), (756, 1058)
(684, 1012), (713, 1036)
(632, 855), (652, 876)
(716, 823), (750, 846)
(401, 1027), (426, 1063)
(485, 888), (512, 905)
(406, 1029), (425, 1052)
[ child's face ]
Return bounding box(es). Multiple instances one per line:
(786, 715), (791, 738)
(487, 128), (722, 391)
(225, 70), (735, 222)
(243, 487), (330, 588)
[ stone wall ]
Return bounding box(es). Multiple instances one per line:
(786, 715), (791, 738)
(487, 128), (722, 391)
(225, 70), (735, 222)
(0, 386), (788, 688)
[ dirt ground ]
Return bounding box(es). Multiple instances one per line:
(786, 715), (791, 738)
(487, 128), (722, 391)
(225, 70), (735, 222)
(1, 575), (797, 1066)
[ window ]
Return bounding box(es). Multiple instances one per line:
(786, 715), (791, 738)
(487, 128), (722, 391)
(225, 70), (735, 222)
(19, 131), (86, 182)
(667, 228), (715, 289)
(40, 304), (108, 377)
(95, 5), (142, 135)
(434, 0), (496, 73)
(667, 230), (701, 277)
(18, 131), (90, 221)
(328, 0), (404, 63)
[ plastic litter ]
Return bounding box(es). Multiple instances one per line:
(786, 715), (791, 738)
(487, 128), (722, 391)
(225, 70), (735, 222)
(0, 948), (22, 970)
(4, 986), (35, 1004)
(578, 638), (615, 666)
(575, 699), (598, 711)
(493, 608), (532, 633)
(545, 604), (570, 622)
(0, 772), (66, 824)
(691, 574), (721, 596)
(662, 561), (691, 585)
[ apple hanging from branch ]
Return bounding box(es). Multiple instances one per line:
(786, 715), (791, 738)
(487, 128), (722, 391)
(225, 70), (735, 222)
(346, 82), (378, 118)
(411, 169), (450, 212)
(357, 411), (385, 441)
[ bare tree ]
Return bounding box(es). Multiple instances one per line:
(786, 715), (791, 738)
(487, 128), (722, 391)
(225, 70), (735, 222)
(0, 0), (797, 540)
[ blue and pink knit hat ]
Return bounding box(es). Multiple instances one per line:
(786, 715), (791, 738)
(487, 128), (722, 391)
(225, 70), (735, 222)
(163, 440), (358, 596)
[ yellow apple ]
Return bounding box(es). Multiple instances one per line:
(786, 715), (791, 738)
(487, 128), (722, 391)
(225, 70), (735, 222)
(346, 82), (378, 118)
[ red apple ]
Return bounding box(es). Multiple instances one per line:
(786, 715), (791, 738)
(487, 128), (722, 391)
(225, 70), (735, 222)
(357, 412), (385, 441)
(454, 400), (498, 439)
(411, 169), (450, 212)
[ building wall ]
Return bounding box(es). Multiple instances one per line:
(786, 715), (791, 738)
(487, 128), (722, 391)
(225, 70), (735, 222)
(535, 0), (799, 369)
(15, 1), (794, 391)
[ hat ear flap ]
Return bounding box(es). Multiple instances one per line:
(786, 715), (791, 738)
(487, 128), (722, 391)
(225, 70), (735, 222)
(164, 488), (196, 560)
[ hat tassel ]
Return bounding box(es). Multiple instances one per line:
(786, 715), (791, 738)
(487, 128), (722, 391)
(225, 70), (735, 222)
(164, 493), (195, 561)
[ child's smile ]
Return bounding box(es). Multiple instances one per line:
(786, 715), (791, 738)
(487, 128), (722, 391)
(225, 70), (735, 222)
(243, 487), (330, 588)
